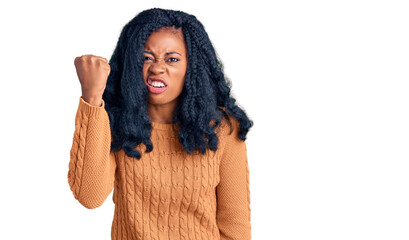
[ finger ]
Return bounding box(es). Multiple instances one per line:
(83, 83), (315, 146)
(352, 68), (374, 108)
(74, 56), (81, 65)
(96, 57), (108, 63)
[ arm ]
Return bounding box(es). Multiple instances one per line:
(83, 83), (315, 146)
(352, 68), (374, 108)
(68, 96), (117, 209)
(216, 119), (252, 239)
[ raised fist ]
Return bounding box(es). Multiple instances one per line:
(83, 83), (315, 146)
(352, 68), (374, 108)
(74, 54), (111, 106)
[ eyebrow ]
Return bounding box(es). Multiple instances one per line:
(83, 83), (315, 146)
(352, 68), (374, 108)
(144, 51), (182, 56)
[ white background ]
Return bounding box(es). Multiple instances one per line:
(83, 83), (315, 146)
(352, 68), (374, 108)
(1, 0), (408, 239)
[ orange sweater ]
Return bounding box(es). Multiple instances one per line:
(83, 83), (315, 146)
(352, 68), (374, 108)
(68, 96), (251, 240)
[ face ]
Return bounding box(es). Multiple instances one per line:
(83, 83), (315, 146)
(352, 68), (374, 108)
(142, 27), (188, 108)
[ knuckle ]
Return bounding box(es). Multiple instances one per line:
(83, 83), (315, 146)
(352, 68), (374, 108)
(79, 56), (87, 62)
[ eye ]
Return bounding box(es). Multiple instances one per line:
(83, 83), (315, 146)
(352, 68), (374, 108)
(167, 57), (179, 63)
(143, 56), (153, 61)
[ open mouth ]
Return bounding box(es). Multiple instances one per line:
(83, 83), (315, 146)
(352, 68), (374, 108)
(146, 77), (168, 94)
(147, 78), (167, 88)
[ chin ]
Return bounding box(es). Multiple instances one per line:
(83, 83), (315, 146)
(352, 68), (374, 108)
(148, 95), (169, 105)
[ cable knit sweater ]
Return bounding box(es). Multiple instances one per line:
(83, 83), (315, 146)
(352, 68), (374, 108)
(68, 96), (251, 240)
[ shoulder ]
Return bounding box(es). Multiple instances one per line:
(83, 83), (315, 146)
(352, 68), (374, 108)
(217, 114), (242, 144)
(216, 115), (247, 163)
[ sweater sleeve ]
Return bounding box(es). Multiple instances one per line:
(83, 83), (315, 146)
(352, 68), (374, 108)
(216, 119), (251, 239)
(68, 96), (117, 209)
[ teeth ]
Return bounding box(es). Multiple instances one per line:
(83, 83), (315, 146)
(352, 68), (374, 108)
(149, 80), (165, 88)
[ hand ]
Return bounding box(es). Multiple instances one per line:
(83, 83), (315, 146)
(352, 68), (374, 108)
(74, 54), (111, 106)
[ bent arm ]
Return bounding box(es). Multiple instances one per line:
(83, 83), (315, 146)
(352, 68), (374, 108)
(68, 96), (117, 209)
(216, 120), (251, 239)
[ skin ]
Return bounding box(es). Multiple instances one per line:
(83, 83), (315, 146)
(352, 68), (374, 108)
(142, 27), (188, 124)
(74, 54), (110, 107)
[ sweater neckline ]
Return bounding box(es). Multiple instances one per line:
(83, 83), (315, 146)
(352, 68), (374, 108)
(151, 121), (178, 131)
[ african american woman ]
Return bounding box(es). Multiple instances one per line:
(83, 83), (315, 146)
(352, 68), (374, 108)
(68, 8), (253, 240)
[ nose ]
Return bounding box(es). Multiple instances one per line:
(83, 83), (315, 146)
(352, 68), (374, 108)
(149, 59), (166, 74)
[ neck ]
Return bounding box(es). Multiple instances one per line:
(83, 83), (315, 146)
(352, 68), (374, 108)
(147, 102), (177, 124)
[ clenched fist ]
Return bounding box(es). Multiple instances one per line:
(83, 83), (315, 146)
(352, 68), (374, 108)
(74, 54), (111, 107)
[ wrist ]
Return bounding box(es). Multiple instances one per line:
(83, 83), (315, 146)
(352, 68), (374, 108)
(81, 94), (103, 107)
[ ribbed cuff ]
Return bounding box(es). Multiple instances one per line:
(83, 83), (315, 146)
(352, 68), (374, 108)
(78, 96), (106, 119)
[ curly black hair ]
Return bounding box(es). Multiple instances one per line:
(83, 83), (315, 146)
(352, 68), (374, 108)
(102, 8), (253, 159)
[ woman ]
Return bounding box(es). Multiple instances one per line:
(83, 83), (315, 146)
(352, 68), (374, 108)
(68, 8), (253, 240)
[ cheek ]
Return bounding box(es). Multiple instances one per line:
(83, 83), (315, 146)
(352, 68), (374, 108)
(142, 65), (148, 78)
(169, 66), (186, 87)
(177, 67), (187, 90)
(178, 63), (187, 81)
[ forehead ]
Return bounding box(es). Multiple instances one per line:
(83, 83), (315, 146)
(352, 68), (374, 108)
(144, 27), (186, 52)
(156, 26), (183, 35)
